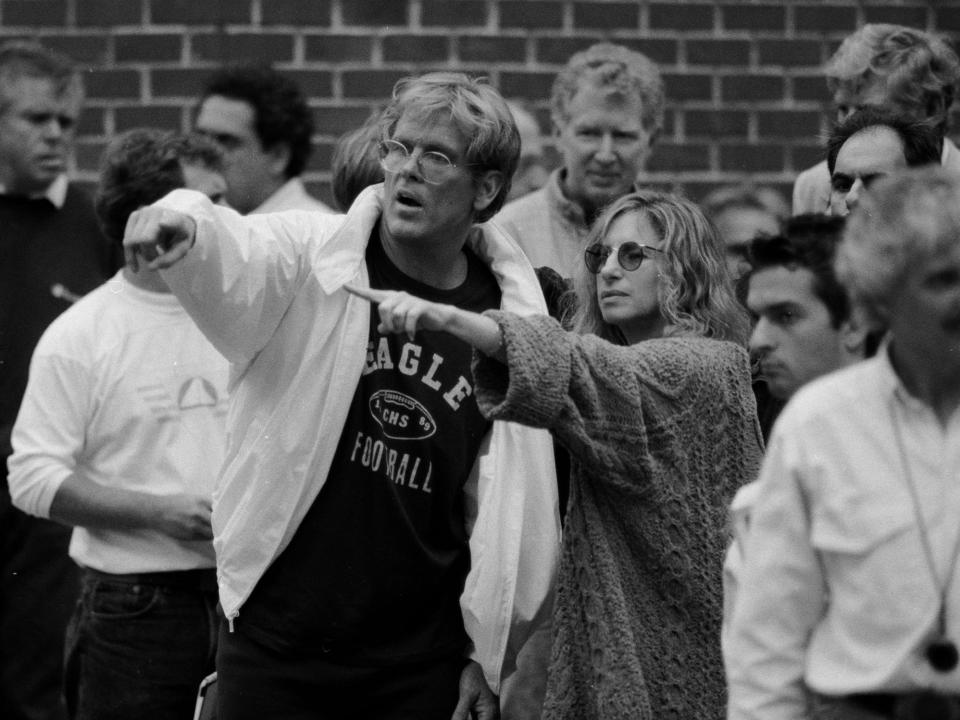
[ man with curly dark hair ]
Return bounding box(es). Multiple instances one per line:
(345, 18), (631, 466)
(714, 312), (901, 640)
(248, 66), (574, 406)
(195, 64), (332, 215)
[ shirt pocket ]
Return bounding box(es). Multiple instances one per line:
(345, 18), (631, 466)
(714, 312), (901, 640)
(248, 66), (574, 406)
(810, 489), (914, 555)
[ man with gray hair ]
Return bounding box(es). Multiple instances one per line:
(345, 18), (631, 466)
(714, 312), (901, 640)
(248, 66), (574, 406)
(793, 23), (960, 215)
(496, 42), (664, 276)
(122, 72), (559, 720)
(726, 166), (960, 718)
(0, 41), (116, 720)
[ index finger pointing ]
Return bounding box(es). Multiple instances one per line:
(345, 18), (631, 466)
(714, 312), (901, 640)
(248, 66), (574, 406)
(344, 283), (391, 304)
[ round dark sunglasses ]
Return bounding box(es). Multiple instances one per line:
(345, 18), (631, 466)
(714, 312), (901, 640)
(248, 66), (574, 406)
(584, 241), (664, 274)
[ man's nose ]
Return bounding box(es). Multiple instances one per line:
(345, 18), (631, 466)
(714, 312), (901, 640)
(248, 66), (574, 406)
(749, 317), (775, 355)
(845, 177), (865, 212)
(595, 132), (616, 161)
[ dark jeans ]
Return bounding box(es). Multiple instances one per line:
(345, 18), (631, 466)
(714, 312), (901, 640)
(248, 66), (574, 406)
(64, 568), (218, 720)
(0, 481), (79, 720)
(216, 623), (467, 720)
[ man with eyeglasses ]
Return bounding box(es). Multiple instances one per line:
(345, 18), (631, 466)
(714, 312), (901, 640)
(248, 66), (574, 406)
(496, 42), (664, 277)
(121, 72), (559, 720)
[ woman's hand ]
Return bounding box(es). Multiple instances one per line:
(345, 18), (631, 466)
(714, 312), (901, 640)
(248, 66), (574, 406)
(344, 283), (505, 359)
(344, 284), (455, 340)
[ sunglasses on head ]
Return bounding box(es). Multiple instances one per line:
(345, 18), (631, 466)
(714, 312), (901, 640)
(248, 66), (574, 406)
(584, 241), (664, 274)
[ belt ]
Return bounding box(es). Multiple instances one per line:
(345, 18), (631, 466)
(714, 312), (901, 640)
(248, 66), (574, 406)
(85, 567), (218, 593)
(849, 692), (960, 720)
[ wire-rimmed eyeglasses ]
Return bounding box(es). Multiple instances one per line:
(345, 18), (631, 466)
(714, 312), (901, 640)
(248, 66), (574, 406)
(378, 139), (467, 185)
(584, 241), (664, 274)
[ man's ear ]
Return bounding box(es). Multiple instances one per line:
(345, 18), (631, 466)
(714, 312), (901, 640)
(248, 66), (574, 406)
(840, 308), (871, 360)
(268, 143), (291, 178)
(473, 170), (504, 214)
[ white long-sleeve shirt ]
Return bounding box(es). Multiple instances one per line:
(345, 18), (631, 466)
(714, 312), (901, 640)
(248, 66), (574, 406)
(8, 271), (230, 573)
(725, 348), (960, 719)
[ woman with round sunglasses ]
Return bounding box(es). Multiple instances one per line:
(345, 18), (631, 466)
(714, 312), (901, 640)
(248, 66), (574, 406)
(347, 190), (762, 720)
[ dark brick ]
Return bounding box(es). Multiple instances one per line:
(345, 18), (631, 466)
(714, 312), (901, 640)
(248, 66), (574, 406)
(280, 70), (332, 98)
(313, 105), (380, 136)
(75, 106), (106, 136)
(192, 33), (294, 63)
(500, 1), (563, 30)
(663, 73), (712, 102)
(343, 70), (408, 99)
(659, 109), (675, 138)
(757, 111), (821, 139)
(84, 69), (140, 99)
(793, 75), (831, 103)
(150, 1), (249, 25)
(77, 0), (142, 26)
(3, 0), (67, 26)
(499, 71), (555, 100)
(383, 35), (449, 63)
(794, 5), (858, 34)
(115, 105), (183, 132)
(261, 0), (331, 26)
(646, 143), (711, 172)
(791, 144), (825, 171)
(721, 4), (784, 32)
(535, 37), (603, 65)
(307, 142), (333, 173)
(304, 35), (373, 63)
(615, 38), (678, 66)
(686, 40), (750, 67)
(573, 2), (638, 30)
(44, 35), (110, 64)
(685, 110), (749, 138)
(422, 0), (487, 27)
(863, 6), (929, 28)
(934, 7), (960, 32)
(341, 0), (406, 26)
(721, 75), (783, 102)
(151, 68), (212, 99)
(75, 139), (108, 172)
(459, 36), (526, 64)
(719, 143), (784, 173)
(649, 3), (713, 31)
(115, 33), (182, 62)
(757, 40), (822, 68)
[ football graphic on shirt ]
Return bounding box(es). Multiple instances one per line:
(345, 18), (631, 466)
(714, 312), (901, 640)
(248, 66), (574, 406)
(369, 390), (436, 440)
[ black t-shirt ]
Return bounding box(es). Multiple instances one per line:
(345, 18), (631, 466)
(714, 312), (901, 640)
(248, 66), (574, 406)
(240, 231), (501, 665)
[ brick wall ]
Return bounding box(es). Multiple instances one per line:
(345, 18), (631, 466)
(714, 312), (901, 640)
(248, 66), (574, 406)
(2, 0), (958, 206)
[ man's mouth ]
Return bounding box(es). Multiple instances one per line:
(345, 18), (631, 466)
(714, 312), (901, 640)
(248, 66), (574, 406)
(395, 189), (423, 208)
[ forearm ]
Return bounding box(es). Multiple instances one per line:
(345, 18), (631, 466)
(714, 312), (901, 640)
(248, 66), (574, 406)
(49, 476), (165, 531)
(446, 306), (505, 361)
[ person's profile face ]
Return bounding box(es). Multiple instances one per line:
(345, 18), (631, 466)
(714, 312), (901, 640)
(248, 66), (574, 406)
(557, 82), (653, 217)
(713, 206), (780, 281)
(0, 75), (80, 195)
(829, 126), (907, 217)
(747, 265), (846, 400)
(181, 162), (228, 205)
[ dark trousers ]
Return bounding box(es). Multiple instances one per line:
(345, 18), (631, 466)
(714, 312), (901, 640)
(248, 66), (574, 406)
(0, 482), (79, 720)
(216, 623), (466, 720)
(64, 569), (218, 720)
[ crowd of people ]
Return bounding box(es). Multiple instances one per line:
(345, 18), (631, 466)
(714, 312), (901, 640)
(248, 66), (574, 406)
(2, 20), (960, 720)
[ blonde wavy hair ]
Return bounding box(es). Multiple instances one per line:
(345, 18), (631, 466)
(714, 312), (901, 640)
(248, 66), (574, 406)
(569, 191), (750, 346)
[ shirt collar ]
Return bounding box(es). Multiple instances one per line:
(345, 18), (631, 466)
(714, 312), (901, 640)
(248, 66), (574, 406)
(545, 169), (589, 230)
(0, 174), (68, 208)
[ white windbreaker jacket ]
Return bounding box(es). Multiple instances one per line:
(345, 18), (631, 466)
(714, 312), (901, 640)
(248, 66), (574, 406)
(155, 184), (560, 692)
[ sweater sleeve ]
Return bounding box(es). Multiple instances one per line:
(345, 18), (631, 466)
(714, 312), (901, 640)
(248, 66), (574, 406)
(473, 311), (733, 480)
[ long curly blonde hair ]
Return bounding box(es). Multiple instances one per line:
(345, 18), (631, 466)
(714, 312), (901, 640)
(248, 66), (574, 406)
(569, 190), (750, 346)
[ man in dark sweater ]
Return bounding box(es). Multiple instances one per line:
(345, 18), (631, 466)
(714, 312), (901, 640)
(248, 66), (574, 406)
(0, 41), (117, 720)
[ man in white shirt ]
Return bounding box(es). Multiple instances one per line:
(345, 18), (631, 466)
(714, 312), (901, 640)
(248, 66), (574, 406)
(726, 166), (960, 719)
(123, 72), (559, 720)
(195, 64), (332, 215)
(792, 24), (960, 216)
(8, 129), (230, 720)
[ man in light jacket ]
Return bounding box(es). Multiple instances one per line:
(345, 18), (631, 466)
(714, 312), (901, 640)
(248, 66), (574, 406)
(123, 72), (560, 720)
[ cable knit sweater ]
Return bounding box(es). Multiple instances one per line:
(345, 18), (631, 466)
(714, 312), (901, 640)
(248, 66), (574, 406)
(473, 313), (763, 720)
